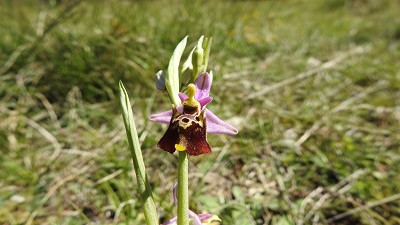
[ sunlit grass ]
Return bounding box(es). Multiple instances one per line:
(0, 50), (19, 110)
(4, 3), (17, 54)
(0, 0), (399, 224)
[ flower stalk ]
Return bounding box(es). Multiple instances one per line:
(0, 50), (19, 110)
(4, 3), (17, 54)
(177, 151), (189, 225)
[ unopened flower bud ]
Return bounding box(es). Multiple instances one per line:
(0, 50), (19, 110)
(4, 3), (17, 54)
(155, 70), (166, 90)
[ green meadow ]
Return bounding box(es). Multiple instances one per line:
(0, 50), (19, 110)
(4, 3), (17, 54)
(1, 0), (399, 224)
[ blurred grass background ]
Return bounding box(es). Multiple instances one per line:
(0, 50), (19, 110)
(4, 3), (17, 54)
(1, 0), (399, 224)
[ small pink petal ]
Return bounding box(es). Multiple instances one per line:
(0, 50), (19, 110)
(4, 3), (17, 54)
(161, 211), (203, 225)
(198, 97), (213, 108)
(189, 210), (203, 225)
(178, 93), (188, 102)
(161, 216), (177, 225)
(198, 214), (213, 221)
(206, 109), (238, 135)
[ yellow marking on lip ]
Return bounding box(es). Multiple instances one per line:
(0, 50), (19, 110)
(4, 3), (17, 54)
(175, 144), (186, 151)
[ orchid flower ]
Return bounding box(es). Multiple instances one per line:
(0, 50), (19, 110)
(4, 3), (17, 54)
(149, 72), (238, 156)
(161, 182), (222, 225)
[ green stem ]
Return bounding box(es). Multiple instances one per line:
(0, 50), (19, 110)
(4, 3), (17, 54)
(177, 151), (189, 225)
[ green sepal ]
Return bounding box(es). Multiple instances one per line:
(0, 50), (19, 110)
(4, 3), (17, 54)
(181, 45), (196, 75)
(166, 36), (188, 106)
(192, 35), (204, 81)
(203, 37), (212, 73)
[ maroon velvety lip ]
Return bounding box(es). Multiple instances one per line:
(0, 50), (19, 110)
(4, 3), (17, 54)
(158, 108), (211, 156)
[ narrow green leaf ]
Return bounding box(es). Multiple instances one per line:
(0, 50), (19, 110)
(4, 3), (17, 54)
(118, 81), (158, 225)
(166, 36), (188, 105)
